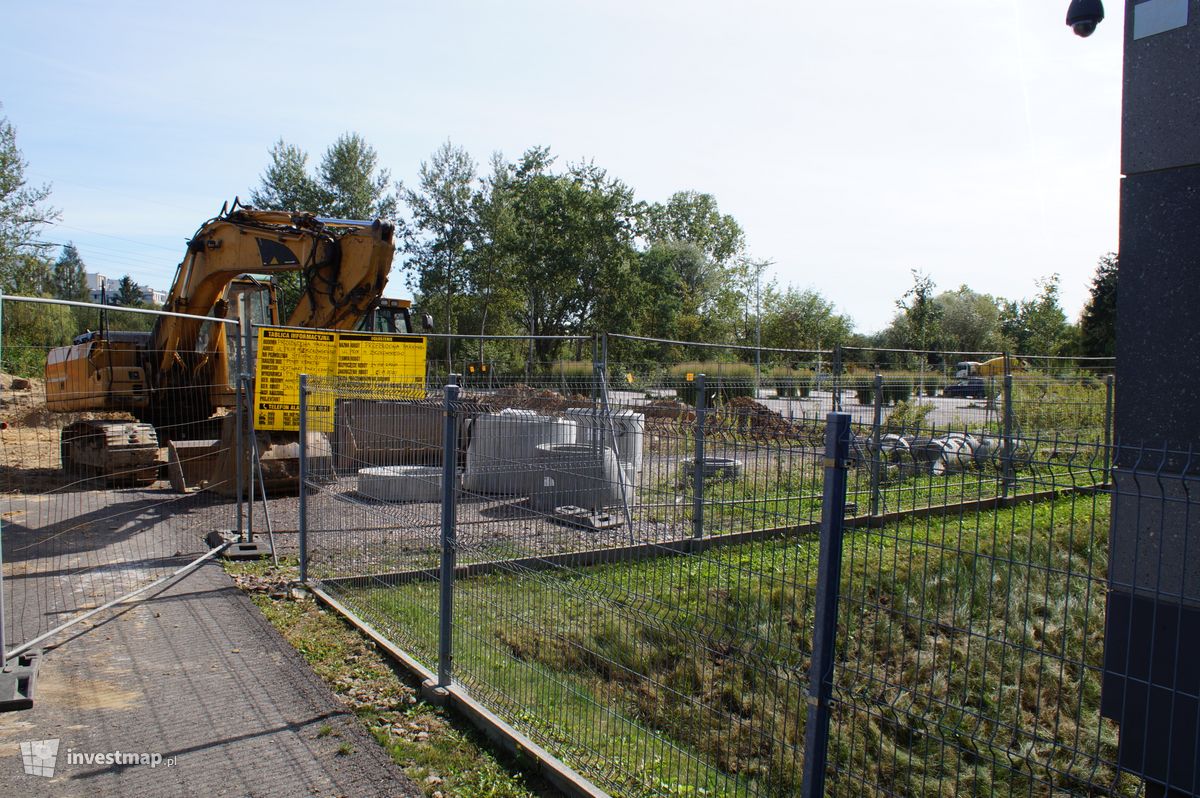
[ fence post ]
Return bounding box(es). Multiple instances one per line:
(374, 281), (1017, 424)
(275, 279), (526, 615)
(1002, 370), (1015, 498)
(832, 345), (843, 412)
(233, 318), (245, 539)
(599, 333), (608, 405)
(298, 374), (308, 584)
(438, 377), (461, 689)
(0, 290), (6, 664)
(801, 411), (852, 798)
(1103, 374), (1114, 483)
(239, 295), (255, 543)
(242, 376), (256, 543)
(692, 373), (707, 541)
(869, 373), (884, 518)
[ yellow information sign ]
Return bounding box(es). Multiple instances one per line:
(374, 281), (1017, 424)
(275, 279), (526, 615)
(253, 328), (427, 431)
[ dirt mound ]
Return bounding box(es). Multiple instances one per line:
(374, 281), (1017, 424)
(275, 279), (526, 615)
(640, 398), (695, 422)
(0, 371), (43, 392)
(475, 384), (592, 413)
(1, 373), (50, 426)
(717, 396), (817, 440)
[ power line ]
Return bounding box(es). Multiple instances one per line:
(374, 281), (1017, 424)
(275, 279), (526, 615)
(36, 238), (171, 268)
(24, 170), (207, 216)
(45, 220), (182, 253)
(34, 240), (173, 275)
(31, 241), (174, 288)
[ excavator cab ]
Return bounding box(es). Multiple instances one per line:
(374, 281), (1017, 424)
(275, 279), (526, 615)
(189, 277), (280, 410)
(357, 297), (415, 335)
(221, 277), (278, 374)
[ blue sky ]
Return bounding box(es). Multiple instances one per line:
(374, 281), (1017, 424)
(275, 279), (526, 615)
(0, 0), (1123, 333)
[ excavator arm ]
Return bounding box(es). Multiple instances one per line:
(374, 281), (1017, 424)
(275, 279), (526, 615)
(151, 206), (395, 378)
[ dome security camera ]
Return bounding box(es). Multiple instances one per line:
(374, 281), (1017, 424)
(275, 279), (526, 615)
(1066, 0), (1105, 37)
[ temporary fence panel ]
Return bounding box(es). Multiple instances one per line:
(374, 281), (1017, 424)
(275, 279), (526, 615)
(410, 333), (1116, 452)
(303, 372), (825, 794)
(0, 295), (245, 662)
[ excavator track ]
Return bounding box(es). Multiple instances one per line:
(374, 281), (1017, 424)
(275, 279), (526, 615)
(61, 421), (162, 486)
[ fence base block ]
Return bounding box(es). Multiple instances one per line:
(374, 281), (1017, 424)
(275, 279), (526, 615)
(0, 651), (41, 713)
(220, 539), (273, 561)
(552, 505), (624, 530)
(419, 679), (451, 707)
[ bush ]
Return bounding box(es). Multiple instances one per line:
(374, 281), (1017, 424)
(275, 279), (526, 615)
(768, 366), (812, 398)
(668, 361), (755, 406)
(1, 300), (78, 377)
(885, 399), (935, 432)
(883, 396), (936, 432)
(608, 363), (666, 393)
(850, 377), (912, 407)
(1011, 378), (1108, 438)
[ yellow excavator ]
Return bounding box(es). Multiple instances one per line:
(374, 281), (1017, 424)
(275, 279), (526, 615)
(44, 201), (413, 489)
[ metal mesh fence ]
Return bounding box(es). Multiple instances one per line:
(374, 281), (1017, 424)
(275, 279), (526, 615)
(0, 293), (1139, 794)
(823, 424), (1126, 796)
(302, 366), (1124, 796)
(304, 372), (826, 794)
(0, 295), (243, 660)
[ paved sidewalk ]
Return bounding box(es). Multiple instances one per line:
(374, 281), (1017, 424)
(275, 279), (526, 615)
(0, 560), (419, 797)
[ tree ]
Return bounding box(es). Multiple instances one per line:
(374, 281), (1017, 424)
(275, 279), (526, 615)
(250, 133), (399, 318)
(0, 108), (58, 293)
(642, 191), (744, 266)
(251, 133), (397, 219)
(1, 297), (76, 376)
(934, 286), (1004, 354)
(1000, 274), (1071, 355)
(317, 133), (398, 220)
(5, 251), (52, 296)
(758, 286), (854, 352)
(50, 243), (88, 302)
(401, 141), (479, 369)
(635, 241), (706, 344)
(474, 148), (640, 362)
(890, 270), (942, 354)
(113, 274), (143, 307)
(248, 140), (322, 212)
(1078, 253), (1117, 357)
(0, 108), (71, 376)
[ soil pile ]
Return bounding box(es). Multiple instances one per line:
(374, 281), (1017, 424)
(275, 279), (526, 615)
(716, 397), (821, 442)
(478, 384), (592, 413)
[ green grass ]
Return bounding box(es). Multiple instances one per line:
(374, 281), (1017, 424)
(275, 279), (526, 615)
(633, 436), (1105, 544)
(1010, 378), (1110, 441)
(224, 558), (548, 798)
(336, 492), (1136, 797)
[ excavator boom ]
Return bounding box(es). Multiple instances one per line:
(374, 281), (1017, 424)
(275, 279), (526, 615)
(153, 207), (394, 379)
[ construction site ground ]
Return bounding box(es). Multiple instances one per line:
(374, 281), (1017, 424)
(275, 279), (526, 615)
(0, 559), (420, 797)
